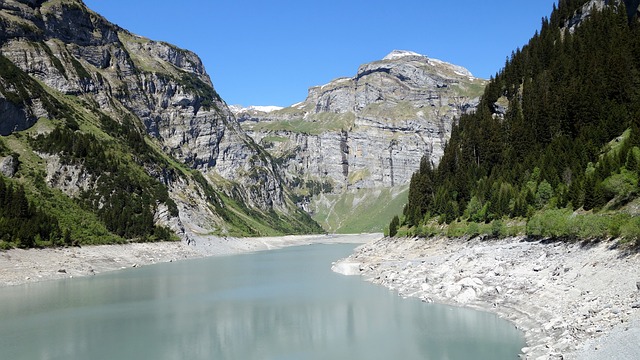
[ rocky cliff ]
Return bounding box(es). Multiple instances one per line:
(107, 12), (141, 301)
(0, 0), (321, 242)
(561, 0), (640, 33)
(234, 51), (485, 231)
(236, 51), (484, 192)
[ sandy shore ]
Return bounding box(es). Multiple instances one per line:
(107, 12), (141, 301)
(332, 236), (640, 360)
(0, 233), (382, 287)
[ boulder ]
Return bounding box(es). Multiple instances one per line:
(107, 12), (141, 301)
(0, 156), (17, 177)
(458, 277), (484, 290)
(331, 261), (362, 276)
(455, 287), (477, 303)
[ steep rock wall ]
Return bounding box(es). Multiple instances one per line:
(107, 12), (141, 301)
(236, 50), (485, 195)
(0, 0), (309, 238)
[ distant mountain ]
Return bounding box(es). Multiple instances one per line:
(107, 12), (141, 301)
(233, 50), (486, 232)
(0, 0), (321, 248)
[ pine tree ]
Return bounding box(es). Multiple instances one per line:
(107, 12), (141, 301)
(389, 216), (400, 237)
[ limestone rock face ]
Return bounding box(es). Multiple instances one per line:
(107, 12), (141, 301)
(0, 156), (17, 178)
(0, 96), (39, 135)
(562, 0), (640, 33)
(42, 154), (93, 198)
(235, 50), (485, 194)
(0, 0), (297, 236)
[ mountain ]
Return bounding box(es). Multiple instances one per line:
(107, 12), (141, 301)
(395, 0), (640, 243)
(0, 0), (321, 248)
(233, 50), (486, 233)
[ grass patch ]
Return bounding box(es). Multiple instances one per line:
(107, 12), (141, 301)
(311, 185), (409, 233)
(450, 78), (488, 98)
(261, 135), (288, 144)
(347, 168), (371, 185)
(360, 101), (419, 123)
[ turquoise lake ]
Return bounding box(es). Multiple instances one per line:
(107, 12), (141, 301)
(0, 243), (525, 359)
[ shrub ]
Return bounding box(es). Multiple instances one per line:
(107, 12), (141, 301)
(601, 170), (638, 206)
(465, 222), (480, 237)
(526, 208), (572, 238)
(620, 216), (640, 242)
(0, 240), (13, 250)
(445, 221), (467, 238)
(570, 214), (609, 239)
(491, 219), (506, 237)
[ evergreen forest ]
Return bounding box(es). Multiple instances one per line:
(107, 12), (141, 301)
(0, 175), (63, 249)
(394, 0), (640, 245)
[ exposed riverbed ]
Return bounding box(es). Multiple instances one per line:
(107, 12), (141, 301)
(3, 233), (637, 359)
(332, 236), (640, 359)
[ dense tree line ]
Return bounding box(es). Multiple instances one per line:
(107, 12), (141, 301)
(399, 1), (640, 239)
(0, 176), (64, 248)
(31, 118), (178, 242)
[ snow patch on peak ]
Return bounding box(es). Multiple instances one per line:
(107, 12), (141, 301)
(383, 50), (425, 61)
(248, 105), (283, 113)
(229, 105), (283, 114)
(291, 101), (305, 108)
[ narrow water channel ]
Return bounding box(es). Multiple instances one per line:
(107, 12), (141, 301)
(0, 243), (524, 359)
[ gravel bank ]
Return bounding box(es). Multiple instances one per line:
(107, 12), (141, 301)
(332, 236), (640, 359)
(0, 233), (381, 287)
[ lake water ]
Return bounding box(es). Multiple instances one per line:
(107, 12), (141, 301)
(0, 244), (525, 359)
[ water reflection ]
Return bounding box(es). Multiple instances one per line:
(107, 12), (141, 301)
(0, 244), (524, 359)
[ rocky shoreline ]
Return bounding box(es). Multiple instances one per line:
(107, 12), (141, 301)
(332, 236), (640, 360)
(0, 233), (380, 288)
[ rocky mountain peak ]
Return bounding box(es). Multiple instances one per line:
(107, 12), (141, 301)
(238, 51), (487, 231)
(382, 49), (425, 60)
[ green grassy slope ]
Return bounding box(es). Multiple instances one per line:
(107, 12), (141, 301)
(310, 185), (408, 234)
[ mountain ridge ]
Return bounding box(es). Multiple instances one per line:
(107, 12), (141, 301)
(0, 0), (322, 248)
(234, 50), (486, 232)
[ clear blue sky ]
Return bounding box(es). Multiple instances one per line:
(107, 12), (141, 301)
(84, 0), (558, 107)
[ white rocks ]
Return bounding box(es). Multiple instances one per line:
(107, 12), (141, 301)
(455, 287), (477, 303)
(0, 156), (17, 178)
(42, 154), (93, 198)
(333, 236), (640, 360)
(493, 266), (505, 276)
(331, 261), (362, 276)
(458, 277), (484, 289)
